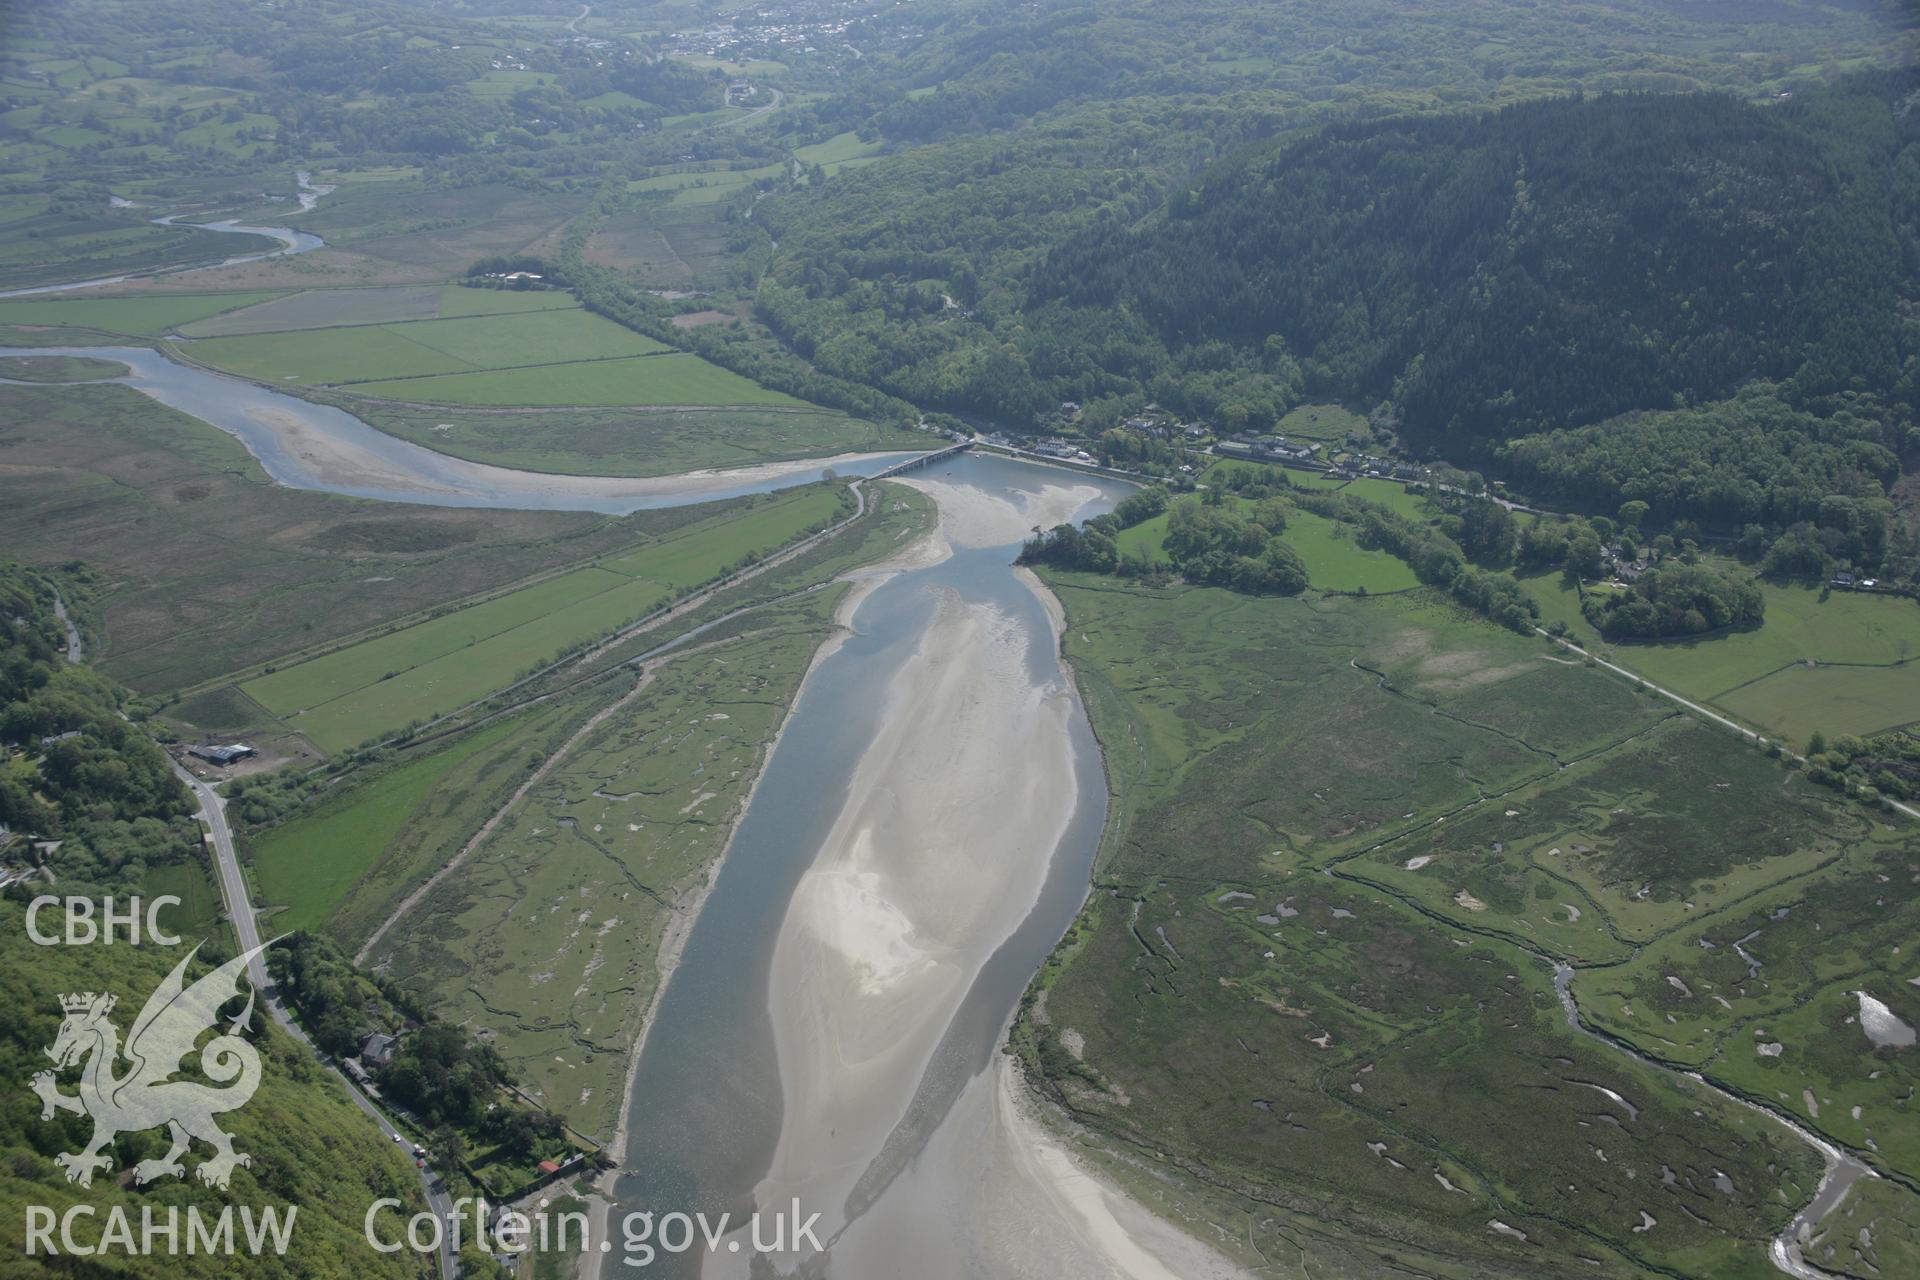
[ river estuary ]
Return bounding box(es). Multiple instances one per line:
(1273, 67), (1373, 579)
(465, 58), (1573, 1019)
(3, 212), (1877, 1280)
(604, 454), (1243, 1280)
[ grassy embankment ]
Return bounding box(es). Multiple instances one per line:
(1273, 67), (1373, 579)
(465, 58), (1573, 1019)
(0, 354), (130, 380)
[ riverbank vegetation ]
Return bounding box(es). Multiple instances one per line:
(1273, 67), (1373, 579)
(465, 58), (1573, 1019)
(0, 380), (709, 696)
(1017, 567), (1920, 1276)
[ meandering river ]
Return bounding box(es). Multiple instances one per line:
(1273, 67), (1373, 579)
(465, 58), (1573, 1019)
(0, 172), (330, 298)
(0, 344), (924, 512)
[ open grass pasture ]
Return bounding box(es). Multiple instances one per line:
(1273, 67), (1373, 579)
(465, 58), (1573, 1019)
(793, 131), (885, 172)
(1523, 566), (1920, 742)
(349, 350), (808, 407)
(1718, 658), (1920, 739)
(1275, 402), (1366, 442)
(178, 306), (670, 386)
(628, 163), (782, 206)
(174, 285), (439, 335)
(1619, 583), (1920, 700)
(240, 486), (845, 750)
(354, 401), (926, 479)
(1116, 494), (1420, 594)
(0, 289), (288, 335)
(248, 714), (528, 933)
(1281, 507), (1419, 592)
(176, 285), (559, 336)
(141, 857), (227, 945)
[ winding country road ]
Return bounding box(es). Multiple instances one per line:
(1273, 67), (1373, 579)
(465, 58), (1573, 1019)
(49, 588), (82, 664)
(173, 763), (459, 1280)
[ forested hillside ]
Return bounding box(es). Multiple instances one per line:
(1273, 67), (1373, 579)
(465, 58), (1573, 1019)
(0, 562), (430, 1277)
(755, 71), (1916, 468)
(0, 565), (201, 891)
(1033, 75), (1916, 450)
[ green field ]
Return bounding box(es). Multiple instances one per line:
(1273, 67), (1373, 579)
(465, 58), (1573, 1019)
(1276, 402), (1366, 442)
(1117, 495), (1420, 594)
(1525, 567), (1920, 741)
(793, 131), (885, 172)
(0, 289), (288, 335)
(350, 351), (809, 407)
(243, 567), (634, 712)
(181, 323), (469, 383)
(1281, 507), (1420, 592)
(1339, 474), (1438, 520)
(393, 308), (669, 366)
(249, 715), (526, 932)
(1112, 512), (1168, 562)
(241, 486), (844, 749)
(464, 68), (558, 97)
(1624, 582), (1920, 696)
(179, 307), (670, 385)
(177, 283), (576, 336)
(141, 857), (227, 944)
(355, 401), (928, 479)
(627, 163), (783, 205)
(436, 285), (578, 317)
(1718, 658), (1920, 739)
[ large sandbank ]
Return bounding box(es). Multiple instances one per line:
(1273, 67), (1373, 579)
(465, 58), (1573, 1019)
(708, 470), (1244, 1278)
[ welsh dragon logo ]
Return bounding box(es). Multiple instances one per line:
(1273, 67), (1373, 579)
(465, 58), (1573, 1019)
(30, 941), (276, 1191)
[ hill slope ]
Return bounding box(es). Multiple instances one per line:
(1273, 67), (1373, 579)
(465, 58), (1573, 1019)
(1032, 73), (1916, 449)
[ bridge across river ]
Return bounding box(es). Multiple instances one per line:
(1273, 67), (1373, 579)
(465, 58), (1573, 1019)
(871, 441), (971, 477)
